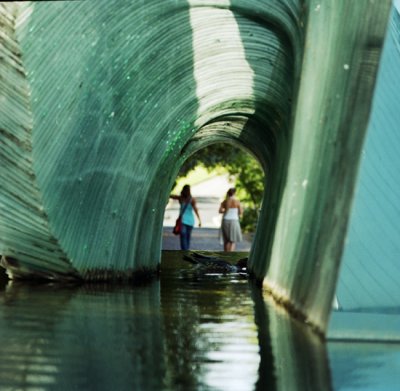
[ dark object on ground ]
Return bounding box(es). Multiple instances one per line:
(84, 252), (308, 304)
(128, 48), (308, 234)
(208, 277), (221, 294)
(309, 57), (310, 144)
(182, 252), (248, 274)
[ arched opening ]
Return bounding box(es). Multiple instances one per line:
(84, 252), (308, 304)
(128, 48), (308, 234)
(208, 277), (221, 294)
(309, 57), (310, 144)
(162, 142), (265, 253)
(143, 104), (292, 288)
(0, 0), (299, 284)
(0, 0), (391, 342)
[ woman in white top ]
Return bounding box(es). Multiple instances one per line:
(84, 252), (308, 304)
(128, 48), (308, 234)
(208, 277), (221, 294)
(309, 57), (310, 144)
(219, 188), (243, 251)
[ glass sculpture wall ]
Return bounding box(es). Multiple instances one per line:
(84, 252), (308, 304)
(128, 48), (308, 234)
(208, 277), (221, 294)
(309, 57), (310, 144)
(0, 1), (393, 333)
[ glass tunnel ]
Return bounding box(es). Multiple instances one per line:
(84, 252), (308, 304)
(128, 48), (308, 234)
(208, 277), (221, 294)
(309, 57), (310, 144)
(0, 0), (399, 343)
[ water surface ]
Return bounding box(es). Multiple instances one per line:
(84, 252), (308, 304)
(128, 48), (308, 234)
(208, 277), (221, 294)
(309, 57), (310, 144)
(0, 252), (398, 390)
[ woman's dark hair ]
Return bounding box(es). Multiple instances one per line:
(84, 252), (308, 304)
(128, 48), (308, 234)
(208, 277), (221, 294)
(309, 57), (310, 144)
(227, 188), (236, 197)
(181, 184), (191, 198)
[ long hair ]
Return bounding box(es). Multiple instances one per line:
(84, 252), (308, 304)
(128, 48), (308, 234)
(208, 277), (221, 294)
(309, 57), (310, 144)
(227, 187), (236, 198)
(181, 184), (191, 199)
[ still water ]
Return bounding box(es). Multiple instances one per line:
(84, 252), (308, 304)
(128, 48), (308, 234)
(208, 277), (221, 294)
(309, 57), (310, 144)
(0, 252), (398, 390)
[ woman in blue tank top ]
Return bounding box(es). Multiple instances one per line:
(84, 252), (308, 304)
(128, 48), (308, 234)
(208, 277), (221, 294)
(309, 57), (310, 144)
(170, 185), (201, 250)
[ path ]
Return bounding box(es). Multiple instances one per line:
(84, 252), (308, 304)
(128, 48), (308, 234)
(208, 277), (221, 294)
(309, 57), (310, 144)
(162, 227), (252, 251)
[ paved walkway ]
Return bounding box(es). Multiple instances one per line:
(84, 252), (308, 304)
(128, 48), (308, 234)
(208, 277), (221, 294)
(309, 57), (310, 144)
(162, 227), (252, 251)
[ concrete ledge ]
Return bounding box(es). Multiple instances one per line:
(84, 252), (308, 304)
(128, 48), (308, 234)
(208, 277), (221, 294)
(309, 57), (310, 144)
(328, 311), (400, 342)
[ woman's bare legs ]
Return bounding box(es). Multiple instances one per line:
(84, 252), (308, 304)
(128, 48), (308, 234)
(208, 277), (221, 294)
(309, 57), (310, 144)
(224, 241), (235, 251)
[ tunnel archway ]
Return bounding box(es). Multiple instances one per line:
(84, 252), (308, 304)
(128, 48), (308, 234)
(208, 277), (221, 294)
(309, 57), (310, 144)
(162, 141), (265, 253)
(0, 1), (391, 334)
(178, 116), (290, 277)
(135, 0), (301, 285)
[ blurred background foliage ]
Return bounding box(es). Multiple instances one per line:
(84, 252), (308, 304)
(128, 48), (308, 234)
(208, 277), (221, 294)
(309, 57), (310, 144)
(176, 143), (265, 232)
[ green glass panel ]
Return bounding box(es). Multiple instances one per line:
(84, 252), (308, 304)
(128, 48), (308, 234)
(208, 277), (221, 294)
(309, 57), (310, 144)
(329, 4), (400, 341)
(0, 1), (393, 334)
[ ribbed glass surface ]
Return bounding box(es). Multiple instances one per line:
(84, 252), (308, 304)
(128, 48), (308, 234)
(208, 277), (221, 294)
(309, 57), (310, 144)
(336, 6), (400, 312)
(0, 1), (395, 333)
(3, 0), (301, 279)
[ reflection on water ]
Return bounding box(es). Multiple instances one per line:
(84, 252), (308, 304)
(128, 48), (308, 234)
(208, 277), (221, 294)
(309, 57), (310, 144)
(0, 253), (397, 390)
(0, 280), (164, 390)
(329, 342), (400, 391)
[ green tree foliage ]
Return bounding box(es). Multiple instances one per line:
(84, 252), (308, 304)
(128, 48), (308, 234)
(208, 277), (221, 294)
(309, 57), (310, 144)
(179, 144), (264, 232)
(225, 153), (264, 232)
(179, 144), (239, 175)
